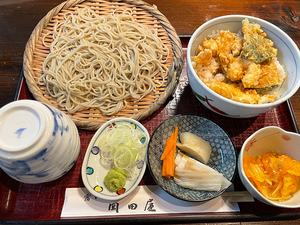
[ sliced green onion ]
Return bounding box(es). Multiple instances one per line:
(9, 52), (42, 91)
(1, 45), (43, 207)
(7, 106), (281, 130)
(113, 145), (134, 169)
(98, 121), (148, 180)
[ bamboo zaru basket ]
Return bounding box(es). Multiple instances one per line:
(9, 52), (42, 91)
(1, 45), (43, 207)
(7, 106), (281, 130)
(23, 0), (183, 131)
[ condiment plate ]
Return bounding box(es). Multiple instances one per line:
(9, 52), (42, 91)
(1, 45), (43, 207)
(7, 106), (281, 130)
(81, 117), (149, 201)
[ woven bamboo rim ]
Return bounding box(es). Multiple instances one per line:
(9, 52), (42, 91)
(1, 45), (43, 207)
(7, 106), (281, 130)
(23, 0), (183, 131)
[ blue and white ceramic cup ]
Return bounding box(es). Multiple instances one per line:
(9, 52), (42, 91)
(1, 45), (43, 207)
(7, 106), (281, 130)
(0, 100), (80, 184)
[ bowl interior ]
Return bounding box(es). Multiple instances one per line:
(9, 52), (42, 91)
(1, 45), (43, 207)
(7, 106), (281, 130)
(242, 126), (300, 159)
(240, 126), (300, 207)
(188, 15), (300, 105)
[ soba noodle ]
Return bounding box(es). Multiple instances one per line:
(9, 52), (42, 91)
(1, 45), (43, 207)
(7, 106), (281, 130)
(39, 7), (169, 115)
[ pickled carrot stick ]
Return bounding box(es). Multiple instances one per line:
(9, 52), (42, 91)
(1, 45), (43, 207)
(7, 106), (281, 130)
(161, 126), (178, 178)
(161, 127), (178, 160)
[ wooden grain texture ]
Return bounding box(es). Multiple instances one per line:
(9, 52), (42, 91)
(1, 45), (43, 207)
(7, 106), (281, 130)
(0, 0), (300, 224)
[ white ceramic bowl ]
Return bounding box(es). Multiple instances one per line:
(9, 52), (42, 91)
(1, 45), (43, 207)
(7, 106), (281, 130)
(187, 15), (300, 118)
(81, 117), (149, 200)
(238, 126), (300, 208)
(0, 100), (80, 184)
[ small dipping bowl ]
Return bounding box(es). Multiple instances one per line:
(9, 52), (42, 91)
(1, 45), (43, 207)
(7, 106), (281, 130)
(238, 126), (300, 208)
(0, 100), (80, 184)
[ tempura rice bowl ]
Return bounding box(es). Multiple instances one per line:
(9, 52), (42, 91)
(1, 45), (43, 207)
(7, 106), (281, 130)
(187, 15), (300, 118)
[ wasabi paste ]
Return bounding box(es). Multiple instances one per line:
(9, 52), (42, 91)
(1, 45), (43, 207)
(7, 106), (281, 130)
(104, 167), (127, 192)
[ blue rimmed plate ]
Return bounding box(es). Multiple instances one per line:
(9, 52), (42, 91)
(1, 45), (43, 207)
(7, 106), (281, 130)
(147, 114), (237, 202)
(81, 117), (149, 201)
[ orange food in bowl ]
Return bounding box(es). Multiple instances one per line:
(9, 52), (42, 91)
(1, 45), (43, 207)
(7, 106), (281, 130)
(243, 151), (300, 201)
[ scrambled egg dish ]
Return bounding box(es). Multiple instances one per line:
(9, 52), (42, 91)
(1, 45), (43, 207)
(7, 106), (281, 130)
(192, 18), (286, 104)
